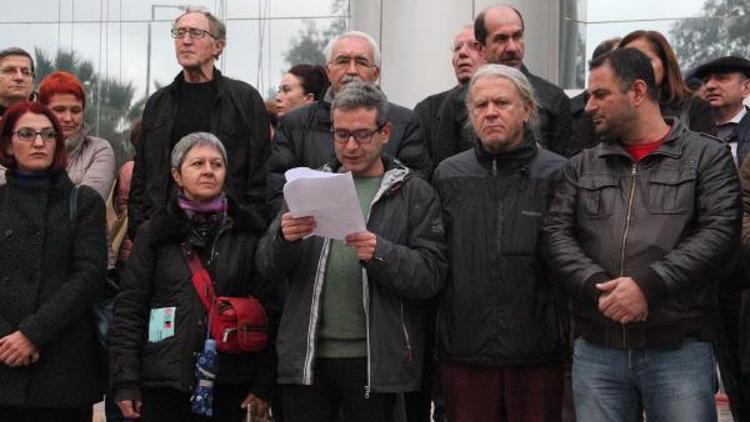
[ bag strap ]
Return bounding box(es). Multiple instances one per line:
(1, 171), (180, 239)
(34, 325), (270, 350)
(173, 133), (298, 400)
(69, 185), (80, 232)
(182, 247), (216, 311)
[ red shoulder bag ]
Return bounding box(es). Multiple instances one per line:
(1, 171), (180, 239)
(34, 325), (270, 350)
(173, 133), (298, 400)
(185, 249), (269, 354)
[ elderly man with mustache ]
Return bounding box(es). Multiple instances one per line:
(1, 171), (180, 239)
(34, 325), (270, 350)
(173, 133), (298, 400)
(266, 31), (432, 216)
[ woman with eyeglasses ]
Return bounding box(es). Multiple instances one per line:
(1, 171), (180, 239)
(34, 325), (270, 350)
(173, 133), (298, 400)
(0, 101), (107, 421)
(38, 71), (116, 200)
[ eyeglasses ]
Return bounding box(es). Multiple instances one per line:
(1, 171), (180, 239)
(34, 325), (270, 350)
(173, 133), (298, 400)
(450, 41), (481, 53)
(0, 66), (33, 78)
(171, 27), (216, 40)
(332, 123), (386, 144)
(329, 55), (375, 69)
(13, 127), (57, 143)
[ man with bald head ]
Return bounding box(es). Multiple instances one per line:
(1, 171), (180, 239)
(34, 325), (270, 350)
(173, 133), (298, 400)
(266, 31), (432, 216)
(434, 4), (572, 163)
(414, 25), (485, 160)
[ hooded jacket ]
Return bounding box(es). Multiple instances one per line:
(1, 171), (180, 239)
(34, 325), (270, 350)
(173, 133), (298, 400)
(256, 157), (447, 394)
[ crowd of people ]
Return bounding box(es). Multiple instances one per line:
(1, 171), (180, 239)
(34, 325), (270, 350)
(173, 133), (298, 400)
(0, 3), (748, 422)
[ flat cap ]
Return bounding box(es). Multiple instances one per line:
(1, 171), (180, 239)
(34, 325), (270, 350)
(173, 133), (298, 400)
(693, 56), (750, 80)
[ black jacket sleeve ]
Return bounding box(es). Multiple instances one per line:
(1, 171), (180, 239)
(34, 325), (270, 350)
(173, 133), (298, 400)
(544, 91), (573, 157)
(266, 119), (301, 218)
(109, 222), (155, 403)
(128, 98), (154, 240)
(19, 187), (107, 348)
(365, 179), (448, 299)
(254, 208), (304, 283)
(630, 143), (741, 307)
(392, 109), (433, 181)
(542, 159), (612, 304)
(434, 90), (465, 164)
(239, 85), (271, 223)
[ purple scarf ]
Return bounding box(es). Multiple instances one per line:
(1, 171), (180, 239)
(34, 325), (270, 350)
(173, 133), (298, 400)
(177, 192), (228, 221)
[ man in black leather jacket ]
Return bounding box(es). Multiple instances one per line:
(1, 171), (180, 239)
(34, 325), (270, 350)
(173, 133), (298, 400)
(543, 48), (741, 422)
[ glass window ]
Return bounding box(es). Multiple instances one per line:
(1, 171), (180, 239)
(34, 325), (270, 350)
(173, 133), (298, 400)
(559, 0), (741, 90)
(0, 0), (349, 164)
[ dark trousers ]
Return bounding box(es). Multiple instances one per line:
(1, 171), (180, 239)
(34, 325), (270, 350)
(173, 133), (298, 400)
(140, 384), (249, 422)
(716, 289), (750, 422)
(0, 406), (92, 422)
(441, 361), (564, 422)
(282, 358), (396, 422)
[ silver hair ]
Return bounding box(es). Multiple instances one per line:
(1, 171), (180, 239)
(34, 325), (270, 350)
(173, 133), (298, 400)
(174, 6), (227, 42)
(330, 81), (389, 126)
(465, 64), (537, 122)
(171, 132), (228, 170)
(324, 31), (382, 67)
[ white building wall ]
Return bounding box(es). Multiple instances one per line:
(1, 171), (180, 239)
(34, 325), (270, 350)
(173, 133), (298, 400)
(351, 0), (560, 108)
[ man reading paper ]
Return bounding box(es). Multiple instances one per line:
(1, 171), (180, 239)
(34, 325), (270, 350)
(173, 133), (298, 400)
(256, 81), (447, 421)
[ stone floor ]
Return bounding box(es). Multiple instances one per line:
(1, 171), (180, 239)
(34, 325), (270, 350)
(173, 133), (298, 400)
(92, 400), (736, 421)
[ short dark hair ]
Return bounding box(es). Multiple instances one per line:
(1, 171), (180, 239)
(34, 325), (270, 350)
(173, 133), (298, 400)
(287, 64), (330, 102)
(619, 30), (689, 105)
(331, 82), (389, 127)
(592, 37), (620, 60)
(474, 5), (525, 46)
(590, 48), (658, 101)
(0, 47), (35, 76)
(0, 101), (67, 173)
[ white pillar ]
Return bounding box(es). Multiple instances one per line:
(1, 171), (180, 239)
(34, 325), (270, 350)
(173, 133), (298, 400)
(350, 0), (561, 108)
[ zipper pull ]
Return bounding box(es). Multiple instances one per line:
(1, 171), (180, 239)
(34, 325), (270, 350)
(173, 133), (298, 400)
(631, 163), (637, 176)
(364, 385), (370, 399)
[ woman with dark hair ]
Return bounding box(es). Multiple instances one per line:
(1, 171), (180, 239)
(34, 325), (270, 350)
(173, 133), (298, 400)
(38, 70), (116, 199)
(275, 64), (330, 118)
(110, 132), (275, 421)
(0, 101), (107, 421)
(619, 30), (715, 134)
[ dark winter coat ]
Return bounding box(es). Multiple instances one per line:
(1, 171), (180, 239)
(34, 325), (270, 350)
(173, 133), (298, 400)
(110, 196), (275, 403)
(544, 119), (741, 349)
(0, 171), (107, 408)
(414, 85), (461, 161)
(128, 69), (270, 239)
(266, 96), (433, 216)
(433, 134), (567, 366)
(256, 157), (447, 394)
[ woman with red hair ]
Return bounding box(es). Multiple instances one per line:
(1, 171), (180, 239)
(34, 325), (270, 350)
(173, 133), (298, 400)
(38, 71), (115, 199)
(0, 101), (107, 420)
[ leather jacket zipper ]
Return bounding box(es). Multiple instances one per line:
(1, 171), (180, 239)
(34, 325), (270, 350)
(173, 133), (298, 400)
(618, 163), (638, 346)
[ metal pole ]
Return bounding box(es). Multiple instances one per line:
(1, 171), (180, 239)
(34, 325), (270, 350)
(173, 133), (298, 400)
(146, 5), (154, 98)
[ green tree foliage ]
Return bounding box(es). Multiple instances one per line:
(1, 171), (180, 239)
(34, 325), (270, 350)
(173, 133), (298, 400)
(669, 0), (750, 72)
(282, 0), (349, 69)
(34, 48), (141, 166)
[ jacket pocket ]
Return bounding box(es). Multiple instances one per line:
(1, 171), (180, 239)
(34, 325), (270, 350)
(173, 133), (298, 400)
(645, 169), (696, 214)
(577, 174), (617, 218)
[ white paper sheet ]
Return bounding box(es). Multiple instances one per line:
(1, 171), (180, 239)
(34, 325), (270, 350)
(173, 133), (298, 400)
(283, 167), (367, 240)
